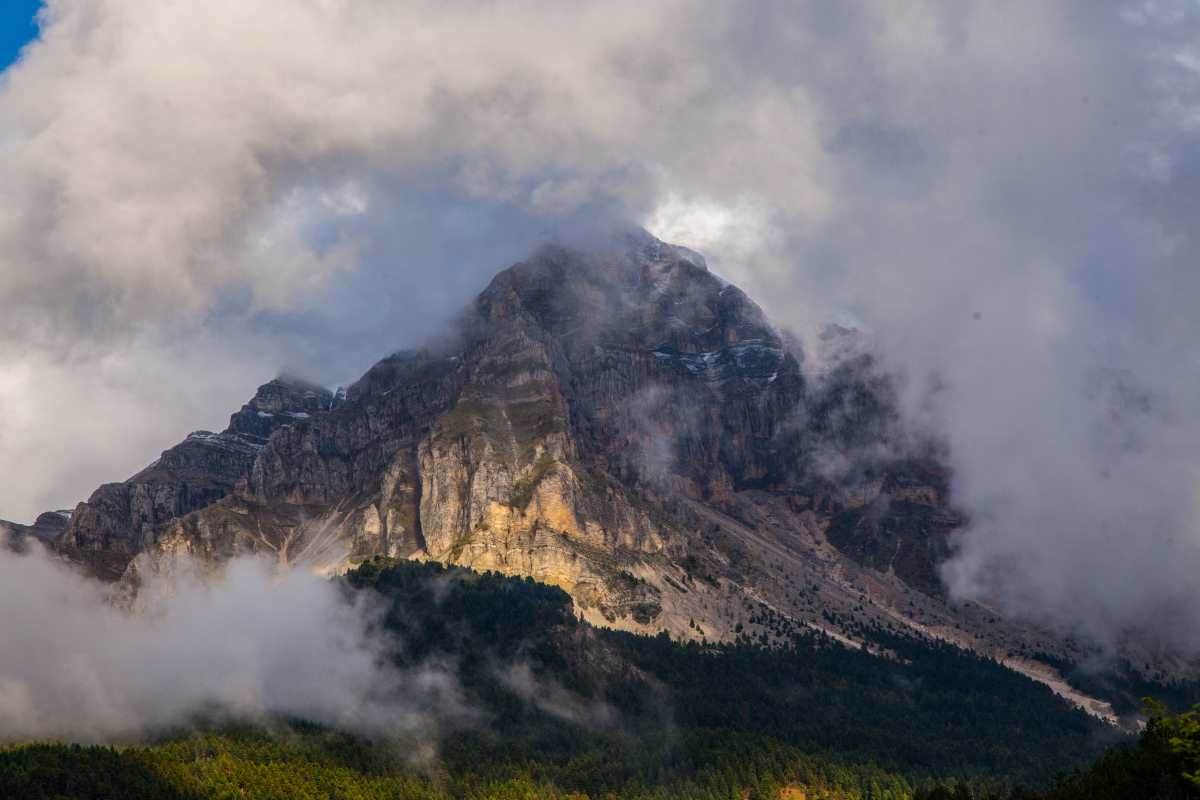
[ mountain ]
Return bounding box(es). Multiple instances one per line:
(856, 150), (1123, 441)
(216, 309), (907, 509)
(9, 230), (1180, 718)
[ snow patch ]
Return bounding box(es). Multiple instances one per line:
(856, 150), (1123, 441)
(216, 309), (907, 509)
(652, 339), (783, 384)
(187, 431), (265, 454)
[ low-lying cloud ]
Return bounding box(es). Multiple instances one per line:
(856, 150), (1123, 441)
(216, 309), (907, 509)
(1, 1), (1200, 655)
(0, 547), (461, 743)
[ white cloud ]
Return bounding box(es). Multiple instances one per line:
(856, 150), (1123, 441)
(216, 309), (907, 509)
(2, 0), (1200, 653)
(0, 548), (461, 742)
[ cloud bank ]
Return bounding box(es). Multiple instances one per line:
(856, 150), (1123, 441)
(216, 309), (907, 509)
(0, 547), (462, 743)
(1, 1), (1200, 652)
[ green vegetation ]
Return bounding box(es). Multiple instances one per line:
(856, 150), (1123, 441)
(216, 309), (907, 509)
(917, 701), (1200, 799)
(506, 451), (557, 510)
(0, 730), (917, 800)
(0, 559), (1184, 799)
(436, 400), (506, 442)
(506, 399), (566, 461)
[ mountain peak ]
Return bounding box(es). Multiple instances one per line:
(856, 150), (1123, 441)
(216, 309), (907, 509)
(26, 234), (1140, 712)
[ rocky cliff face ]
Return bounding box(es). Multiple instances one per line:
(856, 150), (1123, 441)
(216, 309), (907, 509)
(1, 510), (70, 552)
(54, 377), (338, 579)
(14, 230), (1118, 711)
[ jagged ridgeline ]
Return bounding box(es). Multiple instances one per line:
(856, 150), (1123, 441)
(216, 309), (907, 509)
(0, 559), (1126, 799)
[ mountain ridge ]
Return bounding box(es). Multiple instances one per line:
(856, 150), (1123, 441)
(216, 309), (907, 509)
(6, 229), (1182, 722)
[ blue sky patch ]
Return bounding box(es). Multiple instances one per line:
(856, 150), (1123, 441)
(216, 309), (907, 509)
(0, 1), (43, 73)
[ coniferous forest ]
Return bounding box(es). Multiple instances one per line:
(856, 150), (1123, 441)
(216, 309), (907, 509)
(0, 559), (1195, 800)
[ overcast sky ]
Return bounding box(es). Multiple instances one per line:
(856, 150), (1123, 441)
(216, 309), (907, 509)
(2, 1), (1200, 652)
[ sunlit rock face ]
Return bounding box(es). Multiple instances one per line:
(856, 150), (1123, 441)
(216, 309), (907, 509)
(36, 231), (965, 647)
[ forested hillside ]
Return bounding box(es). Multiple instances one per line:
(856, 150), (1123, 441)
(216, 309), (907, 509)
(2, 559), (1172, 799)
(919, 701), (1200, 799)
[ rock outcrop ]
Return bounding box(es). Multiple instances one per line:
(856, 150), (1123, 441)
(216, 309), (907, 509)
(54, 377), (338, 578)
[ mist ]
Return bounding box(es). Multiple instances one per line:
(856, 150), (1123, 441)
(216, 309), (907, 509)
(0, 546), (462, 743)
(2, 0), (1200, 655)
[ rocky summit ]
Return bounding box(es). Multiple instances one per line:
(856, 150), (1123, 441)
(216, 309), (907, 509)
(9, 230), (1117, 717)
